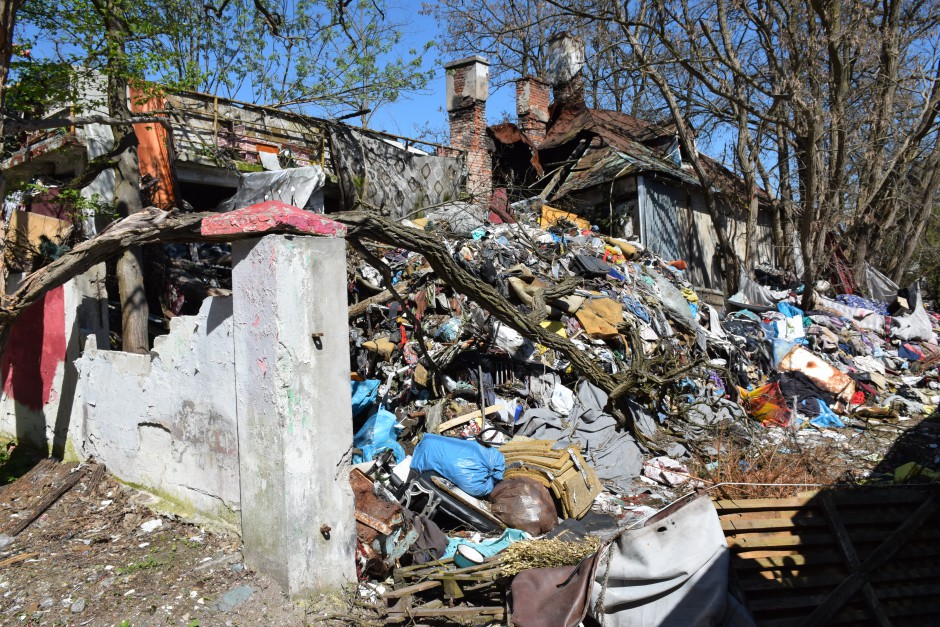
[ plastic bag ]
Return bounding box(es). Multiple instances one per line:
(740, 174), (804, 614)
(411, 434), (505, 497)
(351, 379), (381, 418)
(490, 476), (558, 536)
(353, 407), (405, 464)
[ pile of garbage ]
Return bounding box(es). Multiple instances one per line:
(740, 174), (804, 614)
(344, 205), (940, 624)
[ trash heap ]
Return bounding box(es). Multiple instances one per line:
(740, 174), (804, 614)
(344, 206), (940, 624)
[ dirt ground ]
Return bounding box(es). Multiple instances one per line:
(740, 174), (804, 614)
(0, 406), (935, 627)
(0, 450), (358, 627)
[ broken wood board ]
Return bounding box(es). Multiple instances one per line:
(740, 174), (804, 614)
(437, 405), (500, 433)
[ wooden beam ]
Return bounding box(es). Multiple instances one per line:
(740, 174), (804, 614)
(819, 492), (892, 627)
(8, 467), (86, 536)
(383, 580), (441, 599)
(437, 405), (501, 433)
(802, 495), (939, 626)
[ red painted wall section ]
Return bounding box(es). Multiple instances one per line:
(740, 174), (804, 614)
(1, 286), (67, 411)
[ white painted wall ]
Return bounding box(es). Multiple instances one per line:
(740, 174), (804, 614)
(71, 296), (240, 527)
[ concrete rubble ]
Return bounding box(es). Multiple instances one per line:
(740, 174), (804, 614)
(343, 205), (940, 625)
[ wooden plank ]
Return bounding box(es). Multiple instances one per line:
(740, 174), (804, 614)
(802, 494), (939, 627)
(388, 606), (503, 618)
(739, 564), (940, 591)
(818, 492), (891, 627)
(383, 581), (441, 599)
(714, 489), (929, 513)
(874, 581), (940, 601)
(7, 466), (86, 536)
(0, 552), (39, 568)
(747, 591), (830, 612)
(83, 464), (107, 493)
(726, 525), (940, 550)
(733, 551), (841, 567)
(437, 405), (501, 433)
(720, 507), (910, 529)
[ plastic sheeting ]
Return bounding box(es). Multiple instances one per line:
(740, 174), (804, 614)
(892, 287), (937, 343)
(865, 263), (899, 304)
(353, 407), (405, 464)
(730, 272), (776, 307)
(591, 493), (755, 626)
(79, 122), (117, 236)
(217, 166), (326, 212)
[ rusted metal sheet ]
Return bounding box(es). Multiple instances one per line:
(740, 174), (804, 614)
(715, 486), (940, 626)
(350, 469), (417, 577)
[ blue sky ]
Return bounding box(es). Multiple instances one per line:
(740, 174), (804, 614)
(364, 3), (517, 142)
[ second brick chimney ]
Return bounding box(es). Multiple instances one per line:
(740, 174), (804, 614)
(515, 75), (550, 144)
(445, 56), (492, 204)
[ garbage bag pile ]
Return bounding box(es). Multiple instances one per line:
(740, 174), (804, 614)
(344, 208), (940, 623)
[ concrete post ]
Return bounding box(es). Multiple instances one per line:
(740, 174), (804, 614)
(231, 234), (356, 598)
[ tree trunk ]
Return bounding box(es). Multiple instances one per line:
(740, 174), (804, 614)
(0, 0), (25, 296)
(101, 6), (149, 353)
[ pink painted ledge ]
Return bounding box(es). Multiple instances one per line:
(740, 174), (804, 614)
(201, 200), (347, 238)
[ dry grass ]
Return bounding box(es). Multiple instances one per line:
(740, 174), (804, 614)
(499, 536), (601, 577)
(688, 423), (857, 500)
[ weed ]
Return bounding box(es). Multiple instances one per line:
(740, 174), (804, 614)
(116, 555), (164, 575)
(688, 421), (853, 499)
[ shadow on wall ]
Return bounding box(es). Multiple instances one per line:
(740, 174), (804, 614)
(1, 288), (102, 460)
(1, 288), (63, 451)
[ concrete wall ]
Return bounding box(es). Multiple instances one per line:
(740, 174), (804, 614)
(0, 265), (108, 455)
(71, 296), (240, 528)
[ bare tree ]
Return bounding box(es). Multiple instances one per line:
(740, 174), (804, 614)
(540, 0), (940, 304)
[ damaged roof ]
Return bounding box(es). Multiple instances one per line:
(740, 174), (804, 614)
(493, 99), (762, 203)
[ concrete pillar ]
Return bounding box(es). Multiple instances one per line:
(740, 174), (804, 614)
(231, 234), (355, 598)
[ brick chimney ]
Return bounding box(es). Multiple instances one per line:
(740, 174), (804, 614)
(546, 32), (585, 106)
(445, 56), (492, 203)
(515, 75), (550, 144)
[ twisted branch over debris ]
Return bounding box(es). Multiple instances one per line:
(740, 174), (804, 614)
(335, 211), (622, 401)
(0, 209), (689, 434)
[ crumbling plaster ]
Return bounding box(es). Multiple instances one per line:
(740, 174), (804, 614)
(72, 296), (240, 528)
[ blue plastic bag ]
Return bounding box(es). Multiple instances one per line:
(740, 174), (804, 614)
(351, 379), (381, 418)
(353, 407), (405, 464)
(411, 434), (505, 497)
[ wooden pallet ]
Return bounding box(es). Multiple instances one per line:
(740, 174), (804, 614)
(716, 486), (940, 626)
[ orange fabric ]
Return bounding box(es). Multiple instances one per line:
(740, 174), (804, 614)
(738, 383), (791, 427)
(256, 144), (278, 154)
(129, 88), (177, 209)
